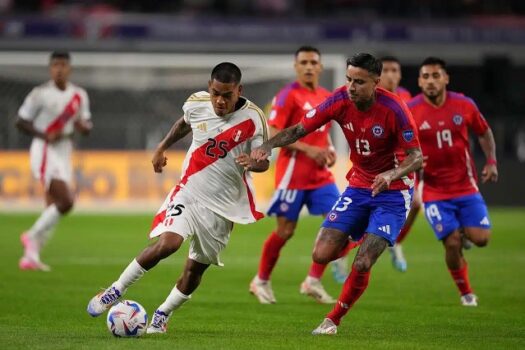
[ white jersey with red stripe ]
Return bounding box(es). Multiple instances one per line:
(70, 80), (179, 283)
(18, 81), (91, 186)
(175, 91), (269, 224)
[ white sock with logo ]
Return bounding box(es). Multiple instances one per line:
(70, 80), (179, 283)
(28, 204), (61, 251)
(157, 286), (191, 314)
(115, 259), (147, 292)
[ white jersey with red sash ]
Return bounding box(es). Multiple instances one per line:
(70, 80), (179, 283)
(152, 91), (269, 229)
(18, 81), (91, 186)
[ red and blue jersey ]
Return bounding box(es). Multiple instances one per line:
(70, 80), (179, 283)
(301, 86), (420, 191)
(395, 86), (412, 103)
(269, 81), (334, 189)
(408, 91), (490, 202)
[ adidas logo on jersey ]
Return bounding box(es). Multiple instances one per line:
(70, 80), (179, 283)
(419, 121), (431, 130)
(343, 122), (354, 131)
(480, 216), (490, 225)
(378, 225), (391, 235)
(302, 102), (313, 110)
(196, 122), (207, 132)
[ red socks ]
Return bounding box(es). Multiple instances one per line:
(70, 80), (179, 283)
(449, 262), (473, 295)
(327, 266), (370, 325)
(257, 232), (287, 280)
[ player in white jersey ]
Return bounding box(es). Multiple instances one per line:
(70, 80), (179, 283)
(87, 62), (269, 334)
(16, 51), (92, 271)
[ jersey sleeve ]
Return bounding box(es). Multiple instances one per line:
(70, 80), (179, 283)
(79, 88), (91, 120)
(268, 89), (295, 130)
(393, 103), (420, 151)
(18, 87), (41, 121)
(300, 92), (341, 134)
(465, 98), (489, 136)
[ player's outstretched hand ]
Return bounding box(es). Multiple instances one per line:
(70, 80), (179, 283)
(45, 131), (62, 143)
(152, 149), (168, 173)
(371, 170), (394, 197)
(326, 148), (337, 168)
(481, 163), (498, 183)
(235, 153), (253, 170)
(251, 146), (270, 162)
(305, 145), (329, 167)
(74, 119), (93, 135)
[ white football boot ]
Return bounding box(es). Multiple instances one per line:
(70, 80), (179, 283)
(300, 277), (336, 304)
(312, 318), (338, 335)
(87, 284), (123, 317)
(388, 244), (407, 272)
(460, 293), (478, 307)
(249, 276), (276, 304)
(147, 310), (171, 334)
(331, 256), (349, 284)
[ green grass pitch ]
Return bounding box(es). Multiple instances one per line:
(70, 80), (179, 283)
(1, 209), (524, 349)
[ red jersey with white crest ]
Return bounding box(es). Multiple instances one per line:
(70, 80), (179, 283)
(175, 91), (269, 224)
(301, 86), (420, 190)
(408, 91), (490, 202)
(269, 82), (334, 189)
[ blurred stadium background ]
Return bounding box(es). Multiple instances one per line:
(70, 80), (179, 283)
(0, 0), (524, 210)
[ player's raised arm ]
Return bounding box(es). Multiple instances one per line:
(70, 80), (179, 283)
(478, 128), (498, 183)
(372, 147), (423, 197)
(152, 116), (192, 173)
(251, 123), (307, 162)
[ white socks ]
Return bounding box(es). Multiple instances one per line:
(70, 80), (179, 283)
(157, 286), (191, 314)
(115, 259), (147, 292)
(305, 276), (320, 284)
(28, 204), (61, 249)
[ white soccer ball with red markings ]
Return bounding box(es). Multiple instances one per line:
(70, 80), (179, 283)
(106, 300), (148, 337)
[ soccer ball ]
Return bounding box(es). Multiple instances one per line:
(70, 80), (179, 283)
(106, 300), (148, 337)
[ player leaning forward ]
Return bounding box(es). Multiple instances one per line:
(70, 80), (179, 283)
(17, 51), (92, 271)
(251, 53), (423, 335)
(87, 62), (269, 334)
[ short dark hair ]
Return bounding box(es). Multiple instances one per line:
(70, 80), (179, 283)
(380, 56), (400, 65)
(50, 51), (71, 61)
(211, 62), (242, 84)
(420, 57), (447, 72)
(295, 46), (321, 57)
(346, 53), (382, 76)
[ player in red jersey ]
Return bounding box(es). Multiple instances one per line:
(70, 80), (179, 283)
(380, 56), (412, 103)
(250, 46), (346, 304)
(251, 53), (423, 334)
(379, 56), (418, 272)
(408, 57), (497, 306)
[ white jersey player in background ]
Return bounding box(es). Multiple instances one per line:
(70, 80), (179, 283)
(16, 51), (92, 271)
(87, 62), (270, 334)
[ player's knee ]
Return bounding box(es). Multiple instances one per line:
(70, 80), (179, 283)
(312, 249), (333, 265)
(471, 232), (490, 247)
(155, 235), (181, 258)
(56, 199), (74, 214)
(276, 228), (294, 240)
(444, 234), (462, 251)
(353, 255), (372, 273)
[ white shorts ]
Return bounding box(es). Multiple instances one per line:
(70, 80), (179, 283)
(149, 187), (233, 266)
(30, 138), (73, 189)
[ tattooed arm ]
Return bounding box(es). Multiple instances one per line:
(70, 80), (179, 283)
(250, 123), (308, 162)
(152, 116), (192, 173)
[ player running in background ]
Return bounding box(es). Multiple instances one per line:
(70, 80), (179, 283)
(250, 46), (349, 304)
(251, 53), (422, 334)
(408, 57), (497, 306)
(16, 51), (92, 271)
(379, 56), (417, 272)
(87, 63), (270, 334)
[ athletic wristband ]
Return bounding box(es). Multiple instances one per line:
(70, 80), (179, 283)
(486, 158), (497, 166)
